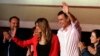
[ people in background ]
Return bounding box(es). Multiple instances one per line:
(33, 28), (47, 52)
(88, 29), (100, 56)
(3, 16), (27, 56)
(57, 2), (81, 56)
(78, 41), (91, 56)
(11, 18), (60, 56)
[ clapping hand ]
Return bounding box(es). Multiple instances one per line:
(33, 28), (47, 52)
(3, 31), (10, 43)
(88, 46), (96, 55)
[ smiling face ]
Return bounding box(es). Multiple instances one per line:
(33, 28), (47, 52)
(57, 14), (70, 29)
(9, 18), (19, 30)
(90, 32), (100, 44)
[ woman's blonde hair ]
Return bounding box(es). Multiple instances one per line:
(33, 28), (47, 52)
(35, 18), (52, 42)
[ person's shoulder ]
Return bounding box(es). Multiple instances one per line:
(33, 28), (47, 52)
(52, 34), (58, 40)
(57, 28), (63, 33)
(50, 34), (59, 44)
(70, 27), (80, 37)
(71, 26), (79, 32)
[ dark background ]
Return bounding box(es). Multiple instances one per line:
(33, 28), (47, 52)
(0, 27), (91, 56)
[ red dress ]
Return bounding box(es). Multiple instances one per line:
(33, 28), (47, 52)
(12, 34), (60, 56)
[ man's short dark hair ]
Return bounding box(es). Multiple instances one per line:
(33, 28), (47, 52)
(9, 16), (20, 22)
(58, 11), (68, 18)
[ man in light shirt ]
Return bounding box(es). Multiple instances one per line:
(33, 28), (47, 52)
(57, 2), (81, 56)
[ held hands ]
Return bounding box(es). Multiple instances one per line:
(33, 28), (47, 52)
(88, 46), (96, 55)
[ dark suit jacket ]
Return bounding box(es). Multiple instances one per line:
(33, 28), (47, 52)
(95, 43), (100, 56)
(1, 28), (33, 56)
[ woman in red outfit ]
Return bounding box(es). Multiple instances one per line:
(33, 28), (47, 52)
(12, 18), (60, 56)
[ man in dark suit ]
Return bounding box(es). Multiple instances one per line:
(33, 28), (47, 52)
(2, 16), (27, 56)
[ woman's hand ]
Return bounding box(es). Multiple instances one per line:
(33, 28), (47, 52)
(88, 46), (96, 55)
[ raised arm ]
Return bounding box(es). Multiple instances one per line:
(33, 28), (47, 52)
(62, 2), (81, 31)
(62, 2), (77, 23)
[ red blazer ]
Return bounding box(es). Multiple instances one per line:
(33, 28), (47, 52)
(12, 34), (60, 56)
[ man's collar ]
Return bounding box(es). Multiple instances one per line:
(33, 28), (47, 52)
(60, 24), (72, 32)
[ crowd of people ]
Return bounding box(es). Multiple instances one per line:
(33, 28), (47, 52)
(1, 2), (100, 56)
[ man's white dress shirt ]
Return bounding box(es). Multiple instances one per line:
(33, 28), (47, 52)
(57, 22), (80, 56)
